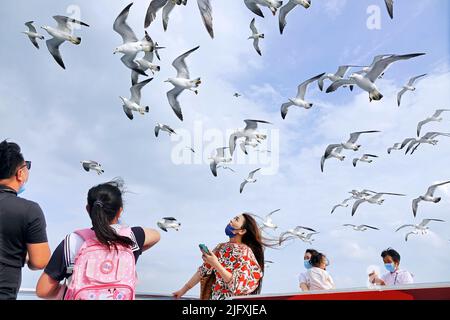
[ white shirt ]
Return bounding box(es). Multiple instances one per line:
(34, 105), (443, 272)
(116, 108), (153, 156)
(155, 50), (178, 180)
(306, 267), (336, 291)
(298, 272), (308, 288)
(381, 269), (414, 286)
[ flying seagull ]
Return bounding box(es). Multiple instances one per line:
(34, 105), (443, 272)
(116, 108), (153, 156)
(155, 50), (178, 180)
(155, 122), (176, 137)
(22, 21), (44, 49)
(397, 74), (427, 106)
(343, 224), (380, 231)
(353, 154), (378, 167)
(145, 0), (214, 39)
(341, 130), (380, 151)
(41, 15), (90, 69)
(80, 160), (104, 175)
(157, 217), (181, 232)
(326, 53), (426, 102)
(318, 65), (363, 91)
(229, 119), (271, 156)
(279, 226), (319, 245)
(352, 192), (406, 216)
(209, 147), (232, 177)
(331, 197), (354, 214)
(396, 218), (445, 241)
(244, 0), (283, 17)
(403, 131), (450, 155)
(417, 109), (450, 137)
(279, 0), (311, 34)
(119, 78), (152, 120)
(240, 138), (260, 155)
(131, 34), (164, 85)
(252, 209), (281, 229)
(387, 142), (402, 154)
(412, 181), (450, 217)
(320, 144), (345, 173)
(281, 73), (325, 119)
(216, 164), (235, 173)
(113, 3), (155, 75)
(165, 46), (201, 121)
(248, 18), (264, 56)
(233, 92), (242, 97)
(240, 168), (261, 193)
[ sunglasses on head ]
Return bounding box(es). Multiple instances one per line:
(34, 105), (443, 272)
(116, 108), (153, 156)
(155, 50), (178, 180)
(18, 161), (31, 171)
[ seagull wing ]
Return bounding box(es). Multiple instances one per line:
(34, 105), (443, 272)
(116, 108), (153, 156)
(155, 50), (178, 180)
(432, 109), (450, 117)
(130, 78), (152, 104)
(244, 119), (271, 131)
(253, 37), (262, 56)
(54, 15), (89, 30)
(281, 101), (294, 119)
(297, 73), (325, 99)
(384, 0), (394, 19)
(405, 232), (415, 242)
(400, 138), (416, 149)
(426, 181), (450, 197)
(366, 53), (425, 83)
(417, 119), (431, 137)
(362, 225), (380, 230)
(240, 180), (248, 193)
(419, 218), (445, 227)
(396, 224), (414, 232)
(352, 158), (359, 167)
(348, 130), (380, 144)
(326, 79), (355, 93)
(343, 224), (356, 227)
(240, 141), (248, 154)
(351, 199), (365, 216)
(412, 197), (421, 217)
(121, 54), (145, 75)
(229, 133), (240, 156)
(28, 35), (40, 49)
(173, 46), (199, 79)
(244, 0), (264, 17)
(248, 168), (261, 179)
(335, 65), (360, 77)
(210, 161), (218, 177)
(113, 3), (138, 43)
(196, 0), (214, 38)
(267, 209), (281, 218)
(216, 147), (227, 158)
(397, 88), (407, 107)
(407, 73), (427, 86)
(154, 125), (160, 137)
(162, 0), (176, 31)
(145, 0), (169, 28)
(25, 21), (37, 33)
(167, 87), (185, 121)
(82, 162), (91, 172)
(122, 106), (134, 120)
(323, 144), (342, 158)
(46, 38), (66, 69)
(278, 0), (297, 34)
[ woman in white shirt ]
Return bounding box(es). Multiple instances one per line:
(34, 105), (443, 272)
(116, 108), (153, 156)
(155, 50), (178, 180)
(299, 249), (319, 291)
(306, 252), (336, 291)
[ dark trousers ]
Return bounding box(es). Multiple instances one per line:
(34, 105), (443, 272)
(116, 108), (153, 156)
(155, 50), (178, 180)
(0, 263), (21, 300)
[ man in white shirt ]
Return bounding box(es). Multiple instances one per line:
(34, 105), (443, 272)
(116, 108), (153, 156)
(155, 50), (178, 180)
(369, 248), (414, 286)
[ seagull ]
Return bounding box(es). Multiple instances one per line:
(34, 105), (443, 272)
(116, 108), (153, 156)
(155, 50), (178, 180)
(403, 131), (450, 155)
(244, 0), (283, 17)
(240, 168), (261, 193)
(417, 109), (450, 137)
(384, 0), (394, 19)
(240, 138), (260, 155)
(353, 154), (378, 167)
(165, 46), (201, 121)
(326, 53), (426, 102)
(355, 54), (394, 77)
(331, 197), (354, 214)
(281, 73), (325, 119)
(279, 226), (319, 245)
(157, 217), (181, 232)
(397, 74), (427, 106)
(320, 144), (345, 173)
(22, 21), (44, 49)
(349, 189), (378, 200)
(80, 160), (104, 175)
(343, 224), (380, 231)
(340, 131), (380, 151)
(229, 119), (272, 156)
(248, 18), (264, 56)
(209, 147), (232, 177)
(216, 164), (235, 173)
(318, 65), (363, 91)
(119, 78), (152, 120)
(233, 92), (242, 97)
(387, 142), (402, 154)
(396, 218), (445, 241)
(252, 209), (281, 229)
(131, 35), (165, 85)
(41, 16), (89, 69)
(155, 122), (176, 137)
(264, 260), (274, 268)
(113, 3), (156, 75)
(352, 192), (406, 216)
(278, 0), (311, 34)
(412, 181), (450, 217)
(145, 0), (214, 39)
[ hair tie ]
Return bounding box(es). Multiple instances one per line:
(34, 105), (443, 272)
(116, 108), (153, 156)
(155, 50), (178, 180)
(93, 200), (104, 208)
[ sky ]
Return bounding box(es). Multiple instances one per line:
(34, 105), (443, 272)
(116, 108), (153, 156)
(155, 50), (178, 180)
(1, 0), (450, 297)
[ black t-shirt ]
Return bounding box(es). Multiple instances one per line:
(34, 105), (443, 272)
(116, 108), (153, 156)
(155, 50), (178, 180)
(44, 226), (145, 282)
(0, 185), (48, 268)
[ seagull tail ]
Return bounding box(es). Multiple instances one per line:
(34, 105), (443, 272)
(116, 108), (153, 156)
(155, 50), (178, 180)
(369, 89), (383, 101)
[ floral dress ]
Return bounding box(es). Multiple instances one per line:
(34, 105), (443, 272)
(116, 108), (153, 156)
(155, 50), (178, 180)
(198, 242), (263, 300)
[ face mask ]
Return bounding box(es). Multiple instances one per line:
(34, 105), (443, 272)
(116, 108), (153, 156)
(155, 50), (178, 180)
(304, 260), (312, 269)
(17, 185), (26, 195)
(225, 224), (238, 238)
(385, 263), (396, 273)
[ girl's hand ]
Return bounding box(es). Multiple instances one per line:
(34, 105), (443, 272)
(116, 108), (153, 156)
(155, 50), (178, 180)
(202, 252), (219, 268)
(172, 287), (188, 299)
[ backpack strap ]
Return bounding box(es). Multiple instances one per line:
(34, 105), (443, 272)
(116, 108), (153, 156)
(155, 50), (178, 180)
(64, 228), (96, 274)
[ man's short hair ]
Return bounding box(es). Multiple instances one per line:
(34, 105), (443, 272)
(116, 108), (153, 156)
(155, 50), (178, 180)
(0, 140), (24, 179)
(381, 247), (401, 263)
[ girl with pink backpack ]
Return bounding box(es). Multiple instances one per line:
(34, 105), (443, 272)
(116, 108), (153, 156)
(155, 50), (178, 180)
(35, 179), (160, 300)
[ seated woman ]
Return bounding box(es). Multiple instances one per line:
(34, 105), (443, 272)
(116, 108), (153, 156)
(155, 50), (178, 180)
(35, 179), (161, 299)
(306, 252), (335, 291)
(173, 213), (265, 300)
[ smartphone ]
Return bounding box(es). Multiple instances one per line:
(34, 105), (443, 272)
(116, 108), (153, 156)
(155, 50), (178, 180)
(199, 244), (211, 255)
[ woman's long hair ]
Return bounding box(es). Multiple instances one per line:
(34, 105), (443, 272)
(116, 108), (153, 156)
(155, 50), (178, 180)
(87, 179), (134, 250)
(240, 213), (277, 295)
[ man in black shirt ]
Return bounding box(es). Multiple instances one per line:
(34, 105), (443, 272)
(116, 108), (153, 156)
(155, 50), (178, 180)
(0, 139), (50, 299)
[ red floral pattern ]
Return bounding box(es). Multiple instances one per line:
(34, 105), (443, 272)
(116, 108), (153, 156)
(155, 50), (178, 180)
(198, 242), (262, 300)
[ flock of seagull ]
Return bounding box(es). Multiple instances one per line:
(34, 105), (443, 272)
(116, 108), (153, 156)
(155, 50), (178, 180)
(21, 1), (449, 244)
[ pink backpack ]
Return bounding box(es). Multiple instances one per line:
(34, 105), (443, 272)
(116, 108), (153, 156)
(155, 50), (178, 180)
(63, 227), (137, 300)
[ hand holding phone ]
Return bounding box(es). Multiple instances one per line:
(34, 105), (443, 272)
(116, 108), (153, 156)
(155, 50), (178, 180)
(199, 244), (211, 255)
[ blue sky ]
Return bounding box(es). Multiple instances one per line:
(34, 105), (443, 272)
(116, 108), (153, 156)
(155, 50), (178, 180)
(1, 0), (450, 297)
